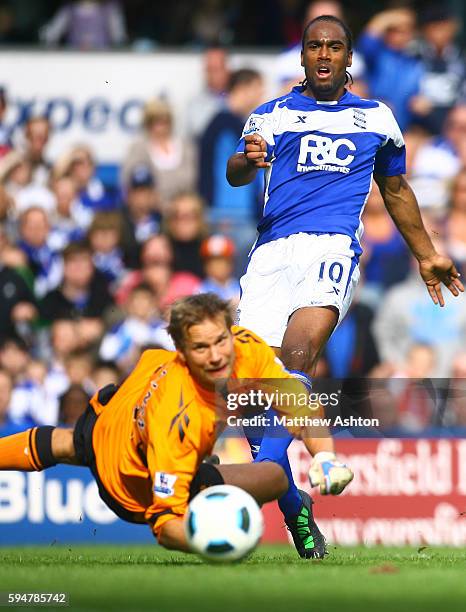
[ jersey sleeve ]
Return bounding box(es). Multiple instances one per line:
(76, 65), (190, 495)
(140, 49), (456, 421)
(235, 104), (276, 158)
(144, 398), (202, 537)
(374, 104), (406, 176)
(233, 327), (290, 379)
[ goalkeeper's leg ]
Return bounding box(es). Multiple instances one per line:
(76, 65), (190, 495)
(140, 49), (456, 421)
(0, 426), (76, 472)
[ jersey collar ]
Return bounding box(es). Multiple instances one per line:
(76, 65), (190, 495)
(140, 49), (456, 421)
(291, 85), (352, 107)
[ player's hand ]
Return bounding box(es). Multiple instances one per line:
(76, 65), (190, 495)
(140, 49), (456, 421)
(243, 134), (270, 169)
(308, 452), (353, 495)
(418, 254), (464, 307)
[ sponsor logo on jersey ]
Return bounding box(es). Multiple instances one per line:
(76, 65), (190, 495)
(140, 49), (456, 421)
(154, 472), (177, 498)
(297, 134), (356, 174)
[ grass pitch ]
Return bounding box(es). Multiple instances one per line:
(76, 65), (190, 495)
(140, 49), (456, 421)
(0, 545), (465, 612)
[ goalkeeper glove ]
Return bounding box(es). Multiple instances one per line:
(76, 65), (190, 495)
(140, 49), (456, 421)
(309, 451), (353, 495)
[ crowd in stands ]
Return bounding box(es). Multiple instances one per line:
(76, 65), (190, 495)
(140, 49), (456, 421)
(0, 0), (465, 437)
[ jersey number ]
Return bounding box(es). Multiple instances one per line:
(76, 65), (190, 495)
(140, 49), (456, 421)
(318, 261), (344, 284)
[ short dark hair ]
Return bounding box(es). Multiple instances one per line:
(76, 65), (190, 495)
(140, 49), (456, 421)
(301, 14), (353, 52)
(62, 241), (92, 261)
(168, 293), (233, 349)
(227, 69), (261, 93)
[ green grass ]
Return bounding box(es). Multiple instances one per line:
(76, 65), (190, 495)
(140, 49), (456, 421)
(0, 545), (465, 612)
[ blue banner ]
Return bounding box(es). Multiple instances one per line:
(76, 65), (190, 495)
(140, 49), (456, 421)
(0, 466), (154, 544)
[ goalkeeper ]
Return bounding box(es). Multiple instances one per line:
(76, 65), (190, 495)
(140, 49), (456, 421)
(0, 294), (352, 554)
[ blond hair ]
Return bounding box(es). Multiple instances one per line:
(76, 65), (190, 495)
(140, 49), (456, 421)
(168, 293), (233, 349)
(142, 98), (173, 130)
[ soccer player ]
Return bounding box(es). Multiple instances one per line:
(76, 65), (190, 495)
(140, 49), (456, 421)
(0, 294), (352, 554)
(226, 14), (464, 558)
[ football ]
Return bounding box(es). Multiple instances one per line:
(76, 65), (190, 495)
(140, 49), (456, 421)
(184, 485), (264, 562)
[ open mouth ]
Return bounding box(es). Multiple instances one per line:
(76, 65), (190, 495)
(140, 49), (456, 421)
(316, 65), (331, 79)
(207, 364), (229, 376)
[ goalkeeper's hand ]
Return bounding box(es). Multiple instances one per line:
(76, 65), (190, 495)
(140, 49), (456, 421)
(308, 451), (353, 495)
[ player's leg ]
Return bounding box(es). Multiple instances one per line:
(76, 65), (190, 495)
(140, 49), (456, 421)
(237, 240), (305, 511)
(282, 233), (360, 376)
(217, 462), (288, 504)
(252, 409), (327, 558)
(190, 460), (288, 505)
(0, 426), (77, 472)
(281, 305), (339, 376)
(237, 238), (326, 556)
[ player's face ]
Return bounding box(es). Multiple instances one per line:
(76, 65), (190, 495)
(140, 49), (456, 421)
(179, 315), (235, 390)
(301, 21), (352, 100)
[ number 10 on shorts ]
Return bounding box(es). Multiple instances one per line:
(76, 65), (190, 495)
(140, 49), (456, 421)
(318, 260), (344, 284)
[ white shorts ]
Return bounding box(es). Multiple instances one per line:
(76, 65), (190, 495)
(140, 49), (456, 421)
(237, 233), (360, 347)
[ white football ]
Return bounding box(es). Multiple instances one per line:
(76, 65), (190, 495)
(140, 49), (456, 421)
(185, 485), (264, 562)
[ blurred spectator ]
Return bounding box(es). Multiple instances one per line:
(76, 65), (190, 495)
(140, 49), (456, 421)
(99, 283), (173, 371)
(276, 0), (366, 95)
(48, 176), (88, 252)
(444, 353), (466, 429)
(91, 359), (122, 391)
(392, 344), (437, 433)
(54, 145), (118, 214)
(0, 263), (37, 342)
(0, 150), (32, 202)
(87, 212), (126, 285)
(58, 384), (89, 426)
(199, 68), (264, 223)
(0, 335), (57, 425)
(357, 8), (422, 130)
(325, 296), (380, 378)
(190, 0), (230, 46)
(373, 264), (466, 377)
(64, 349), (94, 391)
(403, 129), (430, 177)
(411, 5), (465, 135)
(186, 46), (230, 137)
(412, 103), (466, 182)
(122, 98), (197, 206)
(43, 318), (80, 405)
(451, 352), (466, 378)
(40, 0), (127, 49)
(17, 206), (63, 299)
(360, 185), (410, 303)
(446, 168), (466, 273)
(198, 234), (240, 305)
(0, 368), (24, 436)
(445, 377), (466, 430)
(394, 342), (437, 378)
(22, 116), (52, 186)
(40, 241), (113, 347)
(164, 192), (207, 278)
(0, 183), (13, 226)
(115, 234), (201, 311)
(0, 86), (12, 157)
(120, 165), (161, 269)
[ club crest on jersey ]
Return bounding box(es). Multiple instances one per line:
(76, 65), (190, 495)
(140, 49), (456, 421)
(244, 115), (264, 135)
(297, 134), (356, 174)
(154, 472), (177, 498)
(353, 109), (367, 129)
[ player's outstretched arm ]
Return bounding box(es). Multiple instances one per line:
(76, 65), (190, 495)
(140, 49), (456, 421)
(226, 134), (270, 186)
(375, 173), (464, 306)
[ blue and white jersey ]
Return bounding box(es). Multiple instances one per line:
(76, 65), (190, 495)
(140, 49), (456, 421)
(236, 86), (406, 257)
